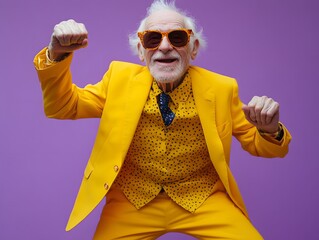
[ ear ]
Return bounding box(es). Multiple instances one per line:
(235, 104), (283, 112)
(138, 43), (145, 62)
(191, 39), (199, 60)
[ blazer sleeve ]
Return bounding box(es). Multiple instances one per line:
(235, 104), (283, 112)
(230, 80), (292, 158)
(33, 47), (108, 119)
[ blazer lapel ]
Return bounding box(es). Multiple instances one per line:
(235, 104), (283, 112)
(121, 69), (153, 159)
(190, 68), (230, 191)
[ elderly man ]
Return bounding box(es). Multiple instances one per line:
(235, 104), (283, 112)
(34, 0), (291, 239)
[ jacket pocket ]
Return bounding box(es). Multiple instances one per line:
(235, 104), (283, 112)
(84, 161), (94, 179)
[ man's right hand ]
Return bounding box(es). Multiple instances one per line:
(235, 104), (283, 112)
(48, 19), (88, 61)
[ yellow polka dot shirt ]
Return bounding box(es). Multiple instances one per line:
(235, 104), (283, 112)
(114, 73), (219, 212)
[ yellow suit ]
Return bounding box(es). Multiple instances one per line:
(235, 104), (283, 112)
(34, 48), (291, 231)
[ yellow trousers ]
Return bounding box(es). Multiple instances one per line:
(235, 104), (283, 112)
(93, 185), (263, 240)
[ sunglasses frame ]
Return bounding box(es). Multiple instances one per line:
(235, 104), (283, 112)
(138, 28), (193, 50)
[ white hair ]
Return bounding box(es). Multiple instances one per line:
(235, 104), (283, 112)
(128, 0), (207, 55)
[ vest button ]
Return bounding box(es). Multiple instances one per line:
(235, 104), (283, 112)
(114, 165), (119, 172)
(104, 183), (109, 190)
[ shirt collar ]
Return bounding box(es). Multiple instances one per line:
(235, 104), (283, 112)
(152, 73), (192, 105)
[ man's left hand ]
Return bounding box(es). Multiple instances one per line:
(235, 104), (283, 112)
(242, 96), (280, 133)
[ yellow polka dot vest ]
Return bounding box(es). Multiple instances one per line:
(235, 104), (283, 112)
(114, 74), (219, 212)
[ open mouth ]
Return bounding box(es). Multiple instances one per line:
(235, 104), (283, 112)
(155, 58), (178, 63)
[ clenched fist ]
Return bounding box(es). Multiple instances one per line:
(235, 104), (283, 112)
(48, 19), (88, 61)
(242, 96), (280, 134)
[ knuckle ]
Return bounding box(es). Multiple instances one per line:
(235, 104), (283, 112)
(53, 23), (61, 31)
(268, 97), (273, 101)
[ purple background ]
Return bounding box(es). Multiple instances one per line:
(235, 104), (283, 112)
(1, 0), (318, 239)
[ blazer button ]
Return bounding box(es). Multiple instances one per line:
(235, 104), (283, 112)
(104, 183), (109, 190)
(114, 165), (119, 172)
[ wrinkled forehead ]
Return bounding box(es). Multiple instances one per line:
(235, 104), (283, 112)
(145, 10), (186, 31)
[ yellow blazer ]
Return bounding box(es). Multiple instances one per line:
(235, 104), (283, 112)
(34, 49), (291, 231)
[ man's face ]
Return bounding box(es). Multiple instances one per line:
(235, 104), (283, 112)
(138, 10), (198, 85)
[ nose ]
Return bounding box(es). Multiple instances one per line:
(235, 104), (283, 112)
(158, 36), (173, 52)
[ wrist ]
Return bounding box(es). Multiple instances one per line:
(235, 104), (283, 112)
(258, 123), (284, 141)
(47, 46), (69, 62)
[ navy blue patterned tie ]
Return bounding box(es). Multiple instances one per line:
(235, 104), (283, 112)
(157, 92), (175, 126)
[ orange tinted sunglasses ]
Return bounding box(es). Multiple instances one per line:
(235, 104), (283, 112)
(138, 28), (193, 50)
